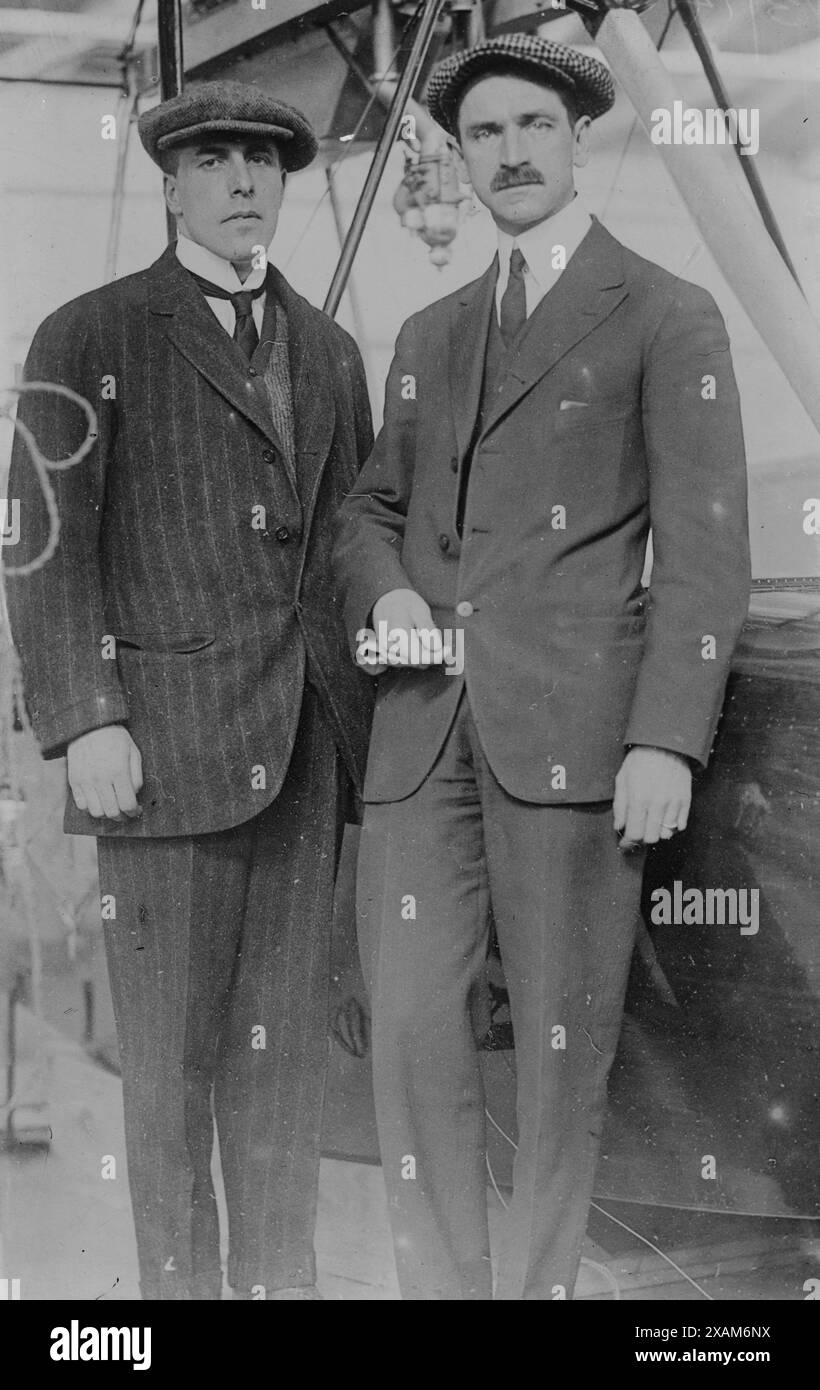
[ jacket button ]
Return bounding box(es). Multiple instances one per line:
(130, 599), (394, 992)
(439, 533), (450, 551)
(262, 448), (276, 464)
(450, 457), (458, 473)
(274, 525), (291, 543)
(248, 367), (258, 377)
(456, 600), (473, 618)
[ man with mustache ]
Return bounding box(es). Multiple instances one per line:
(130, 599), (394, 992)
(5, 82), (373, 1299)
(334, 35), (749, 1299)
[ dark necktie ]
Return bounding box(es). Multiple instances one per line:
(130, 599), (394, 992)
(188, 271), (265, 360)
(499, 246), (527, 348)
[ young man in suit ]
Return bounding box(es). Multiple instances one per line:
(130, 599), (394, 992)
(5, 82), (373, 1299)
(333, 35), (750, 1299)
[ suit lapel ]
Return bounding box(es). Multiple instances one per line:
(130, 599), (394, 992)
(249, 273), (299, 496)
(250, 278), (280, 375)
(269, 265), (336, 519)
(147, 246), (283, 448)
(448, 261), (498, 462)
(482, 221), (628, 436)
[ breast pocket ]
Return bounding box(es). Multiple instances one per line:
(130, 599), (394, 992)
(553, 401), (633, 438)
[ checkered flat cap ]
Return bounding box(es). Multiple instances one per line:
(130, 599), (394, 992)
(426, 33), (615, 136)
(138, 80), (318, 171)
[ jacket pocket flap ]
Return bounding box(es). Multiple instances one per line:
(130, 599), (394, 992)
(114, 632), (216, 654)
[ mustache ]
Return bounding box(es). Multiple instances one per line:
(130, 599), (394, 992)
(491, 166), (545, 192)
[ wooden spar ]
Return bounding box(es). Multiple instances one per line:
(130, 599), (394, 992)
(590, 6), (820, 436)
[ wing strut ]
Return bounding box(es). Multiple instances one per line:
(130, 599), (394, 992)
(323, 0), (448, 318)
(574, 1), (820, 435)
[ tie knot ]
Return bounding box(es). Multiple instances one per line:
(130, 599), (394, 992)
(509, 247), (527, 278)
(231, 289), (255, 316)
(188, 269), (266, 309)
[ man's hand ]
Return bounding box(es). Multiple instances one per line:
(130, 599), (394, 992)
(613, 746), (691, 850)
(67, 725), (143, 821)
(358, 588), (445, 676)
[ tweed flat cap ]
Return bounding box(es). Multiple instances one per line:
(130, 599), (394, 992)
(138, 80), (318, 171)
(426, 34), (615, 136)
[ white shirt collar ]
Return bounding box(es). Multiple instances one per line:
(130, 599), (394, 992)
(174, 232), (267, 292)
(496, 194), (592, 302)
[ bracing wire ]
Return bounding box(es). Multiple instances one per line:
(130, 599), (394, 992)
(283, 1), (427, 269)
(103, 0), (148, 281)
(485, 1103), (714, 1299)
(590, 1200), (715, 1301)
(486, 1153), (509, 1212)
(600, 0), (678, 220)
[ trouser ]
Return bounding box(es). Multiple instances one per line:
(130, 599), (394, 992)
(356, 693), (644, 1300)
(97, 685), (338, 1300)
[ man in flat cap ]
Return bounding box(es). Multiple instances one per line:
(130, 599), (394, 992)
(6, 81), (373, 1299)
(334, 35), (750, 1299)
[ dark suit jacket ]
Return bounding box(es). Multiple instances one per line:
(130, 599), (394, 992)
(333, 219), (751, 805)
(5, 244), (374, 836)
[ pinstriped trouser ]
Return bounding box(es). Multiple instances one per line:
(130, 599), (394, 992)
(97, 685), (338, 1300)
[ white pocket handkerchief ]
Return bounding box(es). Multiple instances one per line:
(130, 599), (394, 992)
(559, 399), (590, 410)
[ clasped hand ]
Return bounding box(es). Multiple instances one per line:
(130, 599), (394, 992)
(360, 588), (452, 676)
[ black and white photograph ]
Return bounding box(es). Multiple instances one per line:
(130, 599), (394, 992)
(0, 0), (818, 1335)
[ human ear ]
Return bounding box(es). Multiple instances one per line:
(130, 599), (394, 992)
(164, 174), (182, 217)
(573, 116), (592, 169)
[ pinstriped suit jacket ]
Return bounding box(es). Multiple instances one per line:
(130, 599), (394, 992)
(5, 244), (375, 837)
